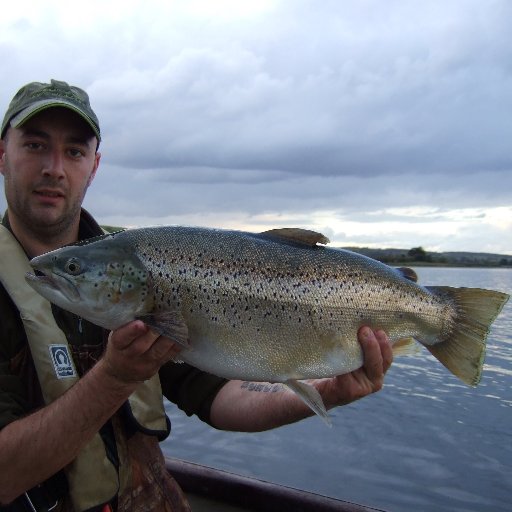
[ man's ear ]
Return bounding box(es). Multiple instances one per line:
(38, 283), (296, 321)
(0, 139), (6, 176)
(87, 151), (101, 187)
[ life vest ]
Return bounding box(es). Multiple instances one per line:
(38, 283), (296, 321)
(0, 225), (169, 511)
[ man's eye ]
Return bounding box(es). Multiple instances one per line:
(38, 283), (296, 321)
(68, 148), (85, 158)
(26, 142), (43, 150)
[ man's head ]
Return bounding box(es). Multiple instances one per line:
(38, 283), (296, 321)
(0, 79), (102, 247)
(1, 79), (100, 145)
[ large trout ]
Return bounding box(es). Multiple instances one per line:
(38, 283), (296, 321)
(26, 227), (509, 423)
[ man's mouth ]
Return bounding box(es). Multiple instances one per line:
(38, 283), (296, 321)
(34, 189), (64, 198)
(33, 189), (66, 205)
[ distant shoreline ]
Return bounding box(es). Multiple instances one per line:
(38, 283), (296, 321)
(342, 246), (512, 268)
(394, 262), (512, 269)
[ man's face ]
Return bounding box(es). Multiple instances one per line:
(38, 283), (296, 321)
(0, 107), (100, 237)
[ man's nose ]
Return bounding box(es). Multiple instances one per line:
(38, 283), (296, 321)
(42, 149), (65, 178)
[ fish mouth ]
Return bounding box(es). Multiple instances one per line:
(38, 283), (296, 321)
(25, 269), (81, 303)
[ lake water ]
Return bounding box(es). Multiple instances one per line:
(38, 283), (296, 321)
(162, 267), (512, 512)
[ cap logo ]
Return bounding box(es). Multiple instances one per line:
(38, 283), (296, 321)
(31, 85), (88, 108)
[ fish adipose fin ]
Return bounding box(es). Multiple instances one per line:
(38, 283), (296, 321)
(137, 311), (190, 348)
(262, 228), (330, 247)
(425, 287), (509, 386)
(395, 267), (418, 283)
(285, 380), (332, 427)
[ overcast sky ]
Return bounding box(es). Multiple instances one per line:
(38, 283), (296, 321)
(1, 0), (511, 254)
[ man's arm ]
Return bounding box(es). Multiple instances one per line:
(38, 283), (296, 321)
(209, 327), (392, 432)
(0, 321), (179, 505)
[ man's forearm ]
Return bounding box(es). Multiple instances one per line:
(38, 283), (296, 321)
(209, 379), (313, 432)
(0, 359), (136, 505)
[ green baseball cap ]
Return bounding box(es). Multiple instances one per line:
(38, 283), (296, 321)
(1, 79), (101, 141)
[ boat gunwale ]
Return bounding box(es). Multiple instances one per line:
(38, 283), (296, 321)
(165, 457), (386, 512)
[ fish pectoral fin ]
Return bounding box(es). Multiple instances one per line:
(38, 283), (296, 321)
(285, 380), (332, 427)
(261, 228), (330, 247)
(137, 311), (190, 348)
(392, 337), (422, 356)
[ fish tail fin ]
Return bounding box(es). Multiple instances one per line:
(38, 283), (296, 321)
(425, 286), (509, 386)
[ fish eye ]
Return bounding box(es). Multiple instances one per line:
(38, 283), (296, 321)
(65, 258), (81, 275)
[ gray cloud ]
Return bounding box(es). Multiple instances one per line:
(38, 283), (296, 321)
(1, 0), (511, 253)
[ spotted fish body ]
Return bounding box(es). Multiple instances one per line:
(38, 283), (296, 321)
(131, 228), (449, 381)
(26, 226), (509, 423)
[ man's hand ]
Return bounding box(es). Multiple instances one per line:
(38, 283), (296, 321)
(210, 326), (392, 431)
(102, 320), (182, 384)
(314, 326), (393, 410)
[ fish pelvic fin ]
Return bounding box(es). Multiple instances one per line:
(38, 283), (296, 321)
(137, 311), (190, 348)
(285, 380), (332, 427)
(426, 287), (510, 386)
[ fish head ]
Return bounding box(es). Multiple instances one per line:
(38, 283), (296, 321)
(25, 237), (153, 330)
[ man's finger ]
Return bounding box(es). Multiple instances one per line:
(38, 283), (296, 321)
(149, 336), (181, 363)
(358, 326), (387, 385)
(109, 320), (148, 350)
(374, 329), (393, 373)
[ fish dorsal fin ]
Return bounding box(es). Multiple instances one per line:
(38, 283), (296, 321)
(262, 228), (330, 247)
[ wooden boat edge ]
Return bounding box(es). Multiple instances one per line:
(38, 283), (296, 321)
(165, 457), (387, 512)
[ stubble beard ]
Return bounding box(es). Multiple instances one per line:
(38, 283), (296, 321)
(4, 175), (85, 245)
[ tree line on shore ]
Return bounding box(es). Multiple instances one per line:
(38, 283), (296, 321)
(343, 246), (512, 267)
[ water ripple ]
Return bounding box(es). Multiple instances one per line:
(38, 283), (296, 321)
(163, 268), (512, 512)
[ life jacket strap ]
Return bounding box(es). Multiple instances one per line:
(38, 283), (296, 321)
(0, 226), (168, 511)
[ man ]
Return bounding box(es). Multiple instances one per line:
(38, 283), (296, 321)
(0, 80), (392, 511)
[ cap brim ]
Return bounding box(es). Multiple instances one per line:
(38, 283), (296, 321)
(9, 99), (101, 141)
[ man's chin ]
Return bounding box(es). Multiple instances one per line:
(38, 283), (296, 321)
(23, 207), (74, 234)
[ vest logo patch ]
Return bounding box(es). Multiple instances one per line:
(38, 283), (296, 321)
(49, 344), (77, 379)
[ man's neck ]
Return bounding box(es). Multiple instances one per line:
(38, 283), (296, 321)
(7, 211), (80, 258)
